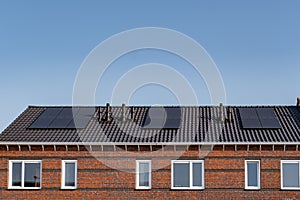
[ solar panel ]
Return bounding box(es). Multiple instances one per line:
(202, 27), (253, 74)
(256, 108), (276, 119)
(260, 119), (281, 129)
(163, 118), (181, 129)
(47, 117), (73, 128)
(29, 107), (95, 129)
(78, 107), (95, 115)
(238, 108), (261, 128)
(240, 119), (262, 129)
(68, 116), (92, 129)
(47, 108), (75, 128)
(142, 107), (181, 129)
(238, 108), (258, 119)
(29, 108), (62, 128)
(238, 108), (281, 129)
(256, 108), (281, 128)
(71, 108), (95, 128)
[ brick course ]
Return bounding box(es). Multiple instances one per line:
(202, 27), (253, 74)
(1, 147), (300, 199)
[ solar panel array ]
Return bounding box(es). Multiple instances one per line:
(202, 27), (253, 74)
(142, 107), (181, 129)
(29, 107), (95, 129)
(238, 108), (281, 129)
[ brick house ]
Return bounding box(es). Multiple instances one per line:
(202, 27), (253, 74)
(1, 103), (300, 199)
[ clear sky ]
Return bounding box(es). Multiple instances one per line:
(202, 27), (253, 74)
(0, 0), (300, 132)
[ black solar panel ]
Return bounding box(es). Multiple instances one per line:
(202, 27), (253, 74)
(238, 108), (281, 129)
(256, 108), (281, 128)
(29, 107), (95, 129)
(28, 108), (62, 128)
(69, 117), (92, 129)
(142, 107), (181, 129)
(47, 108), (75, 128)
(71, 107), (95, 128)
(238, 108), (261, 128)
(238, 108), (258, 119)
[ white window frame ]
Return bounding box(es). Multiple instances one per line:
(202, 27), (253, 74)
(281, 160), (300, 190)
(245, 160), (260, 190)
(136, 160), (151, 189)
(61, 160), (77, 189)
(171, 160), (204, 190)
(8, 160), (42, 189)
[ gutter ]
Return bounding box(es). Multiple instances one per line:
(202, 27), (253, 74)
(1, 142), (300, 145)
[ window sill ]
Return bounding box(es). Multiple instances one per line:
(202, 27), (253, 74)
(171, 187), (205, 190)
(8, 187), (41, 190)
(61, 187), (77, 190)
(244, 188), (260, 190)
(135, 188), (152, 190)
(245, 186), (260, 190)
(281, 187), (300, 190)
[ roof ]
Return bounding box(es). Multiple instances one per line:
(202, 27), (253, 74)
(1, 105), (300, 144)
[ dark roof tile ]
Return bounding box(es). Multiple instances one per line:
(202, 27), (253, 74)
(0, 106), (300, 143)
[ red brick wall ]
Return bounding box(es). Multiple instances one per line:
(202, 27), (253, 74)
(1, 147), (300, 199)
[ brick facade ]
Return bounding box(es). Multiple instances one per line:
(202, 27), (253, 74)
(1, 145), (300, 199)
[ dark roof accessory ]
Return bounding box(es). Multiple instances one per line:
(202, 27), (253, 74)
(238, 107), (281, 129)
(226, 107), (233, 123)
(29, 107), (95, 129)
(104, 103), (112, 122)
(122, 103), (126, 122)
(219, 103), (224, 122)
(142, 107), (181, 129)
(130, 107), (135, 121)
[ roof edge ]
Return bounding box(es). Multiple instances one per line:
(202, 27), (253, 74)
(1, 142), (300, 145)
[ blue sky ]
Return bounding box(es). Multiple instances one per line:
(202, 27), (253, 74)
(0, 0), (300, 132)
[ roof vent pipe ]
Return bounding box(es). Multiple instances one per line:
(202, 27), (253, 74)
(122, 103), (126, 122)
(297, 97), (300, 106)
(105, 103), (112, 122)
(219, 103), (224, 122)
(226, 107), (232, 122)
(130, 107), (135, 121)
(98, 106), (102, 122)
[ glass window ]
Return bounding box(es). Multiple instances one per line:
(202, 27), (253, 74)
(9, 160), (42, 189)
(11, 162), (22, 187)
(192, 162), (202, 187)
(62, 160), (77, 189)
(24, 163), (41, 187)
(65, 163), (76, 187)
(139, 163), (150, 187)
(173, 163), (190, 187)
(172, 160), (204, 189)
(136, 160), (151, 189)
(245, 160), (260, 189)
(281, 161), (300, 189)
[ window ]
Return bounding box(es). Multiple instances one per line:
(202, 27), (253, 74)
(136, 160), (151, 189)
(171, 160), (204, 189)
(62, 160), (77, 189)
(9, 160), (42, 189)
(245, 160), (260, 189)
(281, 160), (300, 190)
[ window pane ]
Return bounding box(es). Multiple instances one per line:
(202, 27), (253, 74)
(192, 163), (202, 187)
(283, 163), (299, 188)
(65, 163), (76, 187)
(173, 163), (189, 187)
(12, 163), (22, 187)
(139, 163), (149, 187)
(247, 162), (258, 187)
(24, 163), (40, 187)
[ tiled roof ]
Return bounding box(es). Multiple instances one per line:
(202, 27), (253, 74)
(1, 106), (300, 144)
